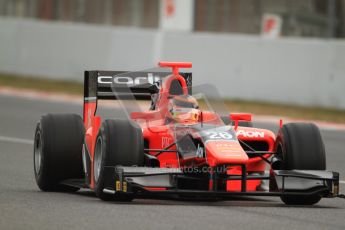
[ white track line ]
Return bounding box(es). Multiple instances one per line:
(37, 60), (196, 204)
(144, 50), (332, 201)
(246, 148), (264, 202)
(0, 135), (33, 145)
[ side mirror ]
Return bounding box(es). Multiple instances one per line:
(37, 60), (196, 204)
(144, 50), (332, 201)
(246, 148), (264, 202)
(230, 113), (252, 122)
(230, 113), (252, 130)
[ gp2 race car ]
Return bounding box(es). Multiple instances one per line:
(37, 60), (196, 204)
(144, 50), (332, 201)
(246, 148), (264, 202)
(34, 62), (340, 205)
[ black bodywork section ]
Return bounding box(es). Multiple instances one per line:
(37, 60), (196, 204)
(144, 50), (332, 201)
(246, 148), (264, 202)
(99, 166), (340, 199)
(84, 70), (192, 100)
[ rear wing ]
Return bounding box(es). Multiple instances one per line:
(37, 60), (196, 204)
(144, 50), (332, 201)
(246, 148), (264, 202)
(84, 70), (192, 101)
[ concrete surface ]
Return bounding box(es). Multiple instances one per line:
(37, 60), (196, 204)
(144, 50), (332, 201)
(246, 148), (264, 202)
(0, 94), (344, 230)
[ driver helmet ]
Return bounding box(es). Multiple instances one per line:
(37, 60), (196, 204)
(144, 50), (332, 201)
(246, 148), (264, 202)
(167, 95), (200, 123)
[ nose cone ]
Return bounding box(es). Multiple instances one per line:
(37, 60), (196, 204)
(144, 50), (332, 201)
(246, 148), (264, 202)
(205, 141), (248, 166)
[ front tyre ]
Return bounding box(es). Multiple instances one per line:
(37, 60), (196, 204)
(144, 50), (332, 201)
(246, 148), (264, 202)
(93, 119), (144, 201)
(275, 123), (326, 205)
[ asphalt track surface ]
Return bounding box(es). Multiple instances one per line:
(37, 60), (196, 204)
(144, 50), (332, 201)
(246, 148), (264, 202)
(0, 94), (344, 230)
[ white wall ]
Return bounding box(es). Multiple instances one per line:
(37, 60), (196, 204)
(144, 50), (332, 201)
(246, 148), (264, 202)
(159, 0), (194, 31)
(162, 33), (345, 109)
(1, 17), (344, 109)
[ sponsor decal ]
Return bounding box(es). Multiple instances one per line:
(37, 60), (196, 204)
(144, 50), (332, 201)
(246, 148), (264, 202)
(98, 73), (162, 85)
(204, 131), (233, 140)
(122, 181), (127, 192)
(236, 130), (264, 138)
(162, 136), (172, 148)
(115, 181), (121, 191)
(214, 142), (242, 155)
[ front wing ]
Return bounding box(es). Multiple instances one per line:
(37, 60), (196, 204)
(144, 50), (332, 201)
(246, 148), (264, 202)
(101, 166), (340, 199)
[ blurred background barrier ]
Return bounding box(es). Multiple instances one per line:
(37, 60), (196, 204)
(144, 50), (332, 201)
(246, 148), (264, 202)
(0, 0), (344, 109)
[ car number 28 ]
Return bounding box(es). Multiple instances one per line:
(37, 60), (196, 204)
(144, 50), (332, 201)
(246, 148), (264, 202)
(205, 131), (233, 140)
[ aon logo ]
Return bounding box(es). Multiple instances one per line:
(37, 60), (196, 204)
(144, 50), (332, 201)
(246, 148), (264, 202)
(236, 130), (264, 138)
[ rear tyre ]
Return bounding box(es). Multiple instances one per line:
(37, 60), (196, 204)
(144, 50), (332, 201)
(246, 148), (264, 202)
(34, 114), (84, 192)
(93, 119), (144, 201)
(275, 123), (326, 205)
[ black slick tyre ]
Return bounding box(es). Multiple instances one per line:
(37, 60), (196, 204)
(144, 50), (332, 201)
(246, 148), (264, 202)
(34, 114), (84, 192)
(93, 119), (144, 201)
(275, 123), (326, 205)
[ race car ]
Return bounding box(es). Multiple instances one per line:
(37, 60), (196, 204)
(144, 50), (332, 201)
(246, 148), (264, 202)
(33, 62), (340, 205)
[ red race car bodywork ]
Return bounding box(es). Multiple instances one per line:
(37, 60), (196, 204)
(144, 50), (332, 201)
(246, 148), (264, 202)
(83, 62), (273, 192)
(34, 61), (340, 205)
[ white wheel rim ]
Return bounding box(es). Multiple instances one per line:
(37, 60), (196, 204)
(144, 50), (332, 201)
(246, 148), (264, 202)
(93, 136), (103, 183)
(34, 131), (42, 175)
(82, 144), (87, 174)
